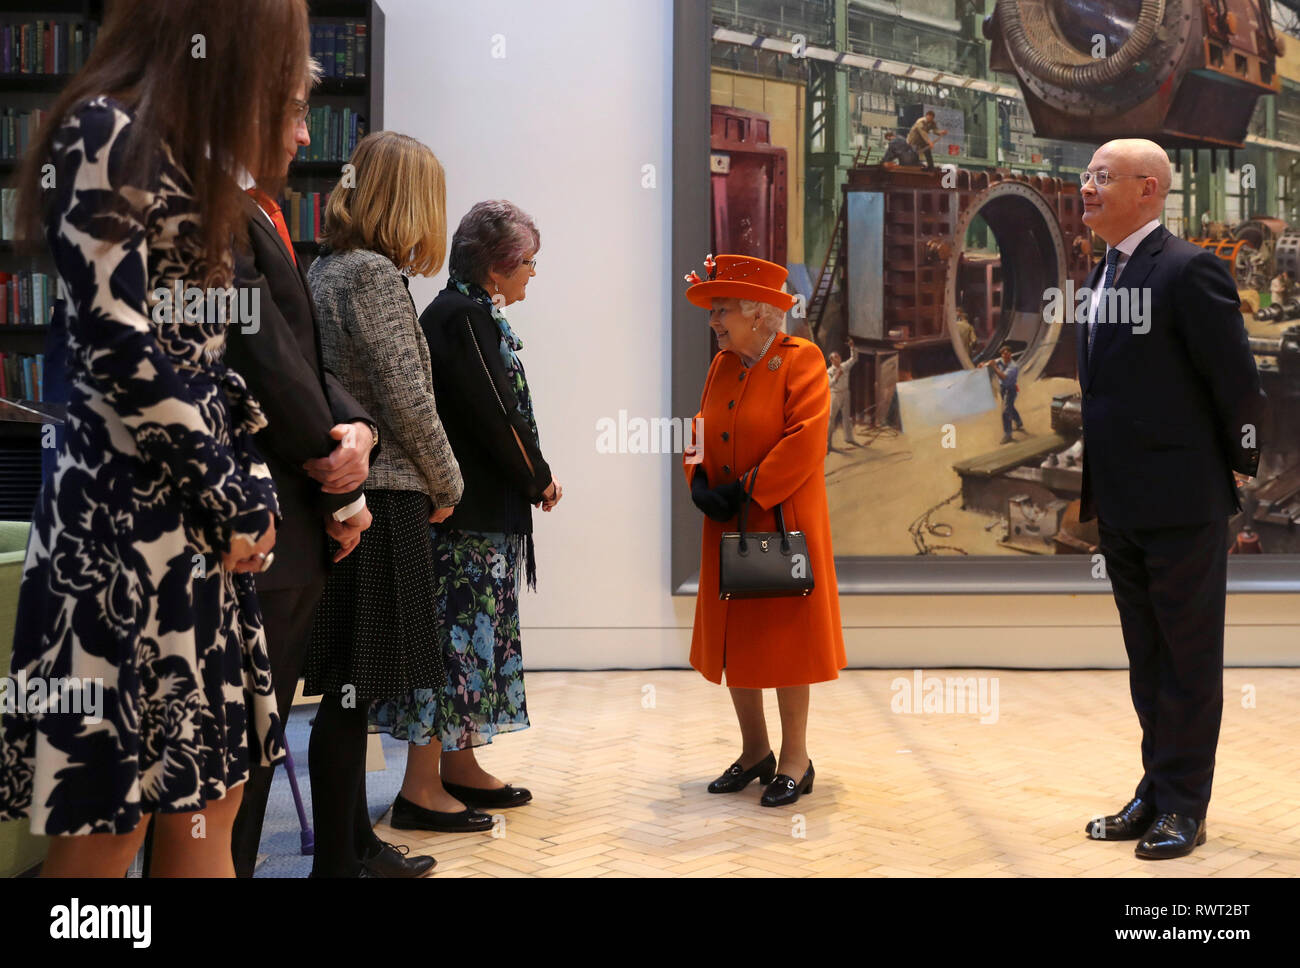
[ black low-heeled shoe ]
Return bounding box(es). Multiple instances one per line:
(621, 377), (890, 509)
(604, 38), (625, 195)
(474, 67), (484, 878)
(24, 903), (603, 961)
(760, 760), (814, 807)
(707, 751), (776, 794)
(441, 780), (532, 809)
(390, 794), (494, 833)
(360, 839), (437, 877)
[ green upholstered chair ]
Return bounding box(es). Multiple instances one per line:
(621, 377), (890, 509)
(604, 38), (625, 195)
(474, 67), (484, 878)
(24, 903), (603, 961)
(0, 521), (47, 877)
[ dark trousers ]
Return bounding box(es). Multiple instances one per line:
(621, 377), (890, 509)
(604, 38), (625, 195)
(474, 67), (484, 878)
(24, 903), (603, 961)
(1098, 516), (1229, 819)
(921, 147), (935, 168)
(230, 578), (326, 878)
(1001, 387), (1022, 434)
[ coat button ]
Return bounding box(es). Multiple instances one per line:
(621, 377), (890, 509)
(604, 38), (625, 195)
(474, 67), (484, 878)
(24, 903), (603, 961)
(721, 431), (729, 441)
(728, 400), (735, 409)
(723, 464), (731, 475)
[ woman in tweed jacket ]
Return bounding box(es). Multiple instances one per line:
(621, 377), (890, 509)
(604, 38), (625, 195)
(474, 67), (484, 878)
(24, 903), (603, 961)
(303, 131), (462, 877)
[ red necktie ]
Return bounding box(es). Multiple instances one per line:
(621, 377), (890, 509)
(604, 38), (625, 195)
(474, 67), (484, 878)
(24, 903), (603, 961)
(247, 188), (297, 266)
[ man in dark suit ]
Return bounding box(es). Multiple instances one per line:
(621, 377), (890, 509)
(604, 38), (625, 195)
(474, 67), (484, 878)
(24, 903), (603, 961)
(1076, 139), (1264, 859)
(224, 62), (433, 878)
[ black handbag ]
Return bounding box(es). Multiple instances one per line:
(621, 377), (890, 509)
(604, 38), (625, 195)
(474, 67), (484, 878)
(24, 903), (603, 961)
(718, 467), (815, 600)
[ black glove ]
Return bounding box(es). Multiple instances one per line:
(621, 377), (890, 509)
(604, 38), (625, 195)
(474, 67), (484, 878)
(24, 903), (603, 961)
(691, 469), (747, 522)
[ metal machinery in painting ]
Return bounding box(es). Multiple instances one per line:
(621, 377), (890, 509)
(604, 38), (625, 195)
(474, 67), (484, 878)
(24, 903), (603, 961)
(985, 0), (1282, 149)
(710, 105), (788, 269)
(833, 164), (1092, 425)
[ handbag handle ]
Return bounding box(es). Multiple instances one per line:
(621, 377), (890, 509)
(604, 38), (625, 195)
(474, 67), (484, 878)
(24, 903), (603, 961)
(736, 466), (792, 555)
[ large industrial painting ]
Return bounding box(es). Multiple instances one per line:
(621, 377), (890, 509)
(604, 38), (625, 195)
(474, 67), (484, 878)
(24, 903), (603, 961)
(698, 0), (1299, 563)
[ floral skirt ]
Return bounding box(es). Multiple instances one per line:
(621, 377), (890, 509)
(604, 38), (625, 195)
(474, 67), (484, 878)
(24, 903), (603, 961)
(370, 528), (529, 751)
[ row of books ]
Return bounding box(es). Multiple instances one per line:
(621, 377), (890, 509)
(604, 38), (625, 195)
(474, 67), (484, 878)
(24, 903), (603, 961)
(0, 352), (45, 402)
(283, 191), (332, 243)
(1, 20), (98, 75)
(0, 108), (45, 162)
(0, 271), (56, 328)
(294, 106), (368, 164)
(312, 22), (368, 79)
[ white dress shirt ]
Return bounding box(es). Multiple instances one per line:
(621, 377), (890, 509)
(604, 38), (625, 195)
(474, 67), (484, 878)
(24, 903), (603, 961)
(1087, 217), (1162, 342)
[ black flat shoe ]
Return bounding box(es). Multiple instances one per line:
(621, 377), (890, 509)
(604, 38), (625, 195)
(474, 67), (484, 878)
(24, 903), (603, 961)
(760, 760), (814, 807)
(441, 780), (532, 809)
(1085, 796), (1156, 841)
(390, 794), (494, 833)
(707, 751), (776, 794)
(360, 839), (437, 877)
(1135, 813), (1206, 860)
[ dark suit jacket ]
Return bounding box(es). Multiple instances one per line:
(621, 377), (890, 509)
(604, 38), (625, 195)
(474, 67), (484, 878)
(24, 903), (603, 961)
(418, 282), (551, 534)
(1078, 224), (1264, 529)
(225, 197), (375, 590)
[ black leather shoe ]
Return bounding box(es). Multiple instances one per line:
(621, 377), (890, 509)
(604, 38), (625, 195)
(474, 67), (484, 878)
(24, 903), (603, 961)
(1085, 796), (1157, 840)
(760, 760), (814, 807)
(360, 839), (437, 877)
(390, 794), (494, 833)
(707, 751), (776, 794)
(441, 780), (532, 809)
(1135, 813), (1206, 860)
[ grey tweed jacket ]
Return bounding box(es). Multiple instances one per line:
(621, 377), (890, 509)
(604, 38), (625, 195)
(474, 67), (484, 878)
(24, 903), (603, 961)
(308, 248), (463, 508)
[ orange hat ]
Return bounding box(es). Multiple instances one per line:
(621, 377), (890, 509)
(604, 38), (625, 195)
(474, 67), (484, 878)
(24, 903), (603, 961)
(684, 254), (796, 312)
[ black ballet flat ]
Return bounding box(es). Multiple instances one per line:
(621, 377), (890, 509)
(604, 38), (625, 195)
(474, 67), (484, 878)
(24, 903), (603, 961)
(441, 780), (532, 809)
(760, 760), (814, 807)
(390, 794), (494, 833)
(708, 751), (777, 794)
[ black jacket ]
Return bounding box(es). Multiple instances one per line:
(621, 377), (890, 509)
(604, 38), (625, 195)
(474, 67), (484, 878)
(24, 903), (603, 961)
(225, 197), (375, 590)
(418, 282), (551, 536)
(1078, 224), (1265, 529)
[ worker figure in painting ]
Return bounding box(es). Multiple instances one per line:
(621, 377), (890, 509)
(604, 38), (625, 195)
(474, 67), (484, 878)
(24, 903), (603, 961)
(906, 110), (947, 169)
(955, 307), (978, 359)
(1269, 269), (1293, 309)
(826, 343), (859, 451)
(881, 130), (919, 168)
(982, 342), (1023, 444)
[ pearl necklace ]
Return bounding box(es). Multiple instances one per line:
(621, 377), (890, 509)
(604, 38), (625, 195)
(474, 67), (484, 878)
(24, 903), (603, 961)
(743, 330), (778, 369)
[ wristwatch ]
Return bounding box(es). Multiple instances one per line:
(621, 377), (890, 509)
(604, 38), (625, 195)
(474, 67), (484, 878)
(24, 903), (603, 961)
(367, 421), (379, 452)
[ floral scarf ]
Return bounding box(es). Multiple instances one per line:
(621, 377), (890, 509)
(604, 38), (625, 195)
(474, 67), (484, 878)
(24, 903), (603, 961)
(451, 276), (541, 592)
(452, 278), (540, 447)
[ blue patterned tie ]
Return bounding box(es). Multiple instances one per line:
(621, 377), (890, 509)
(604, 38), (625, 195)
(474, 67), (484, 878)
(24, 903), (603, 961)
(1089, 247), (1121, 358)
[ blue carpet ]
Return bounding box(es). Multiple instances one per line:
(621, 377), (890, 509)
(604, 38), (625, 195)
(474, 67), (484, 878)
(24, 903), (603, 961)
(253, 701), (410, 878)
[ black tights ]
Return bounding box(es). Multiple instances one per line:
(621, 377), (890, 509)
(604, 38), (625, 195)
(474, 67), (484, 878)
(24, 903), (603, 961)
(308, 694), (383, 877)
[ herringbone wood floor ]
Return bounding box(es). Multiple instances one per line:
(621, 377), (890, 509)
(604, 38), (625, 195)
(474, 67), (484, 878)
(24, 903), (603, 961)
(371, 669), (1300, 877)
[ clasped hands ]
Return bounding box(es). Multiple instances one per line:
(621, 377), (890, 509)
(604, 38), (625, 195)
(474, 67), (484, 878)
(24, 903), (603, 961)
(304, 421), (376, 562)
(535, 477), (563, 512)
(691, 469), (749, 522)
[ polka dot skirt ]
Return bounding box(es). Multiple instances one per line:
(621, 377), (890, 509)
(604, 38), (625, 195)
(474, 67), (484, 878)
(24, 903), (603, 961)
(304, 489), (446, 701)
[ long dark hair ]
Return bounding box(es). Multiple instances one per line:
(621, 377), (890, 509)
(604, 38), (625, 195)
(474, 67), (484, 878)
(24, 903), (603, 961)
(13, 0), (309, 284)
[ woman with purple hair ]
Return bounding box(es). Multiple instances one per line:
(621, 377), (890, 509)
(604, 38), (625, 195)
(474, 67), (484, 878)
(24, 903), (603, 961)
(370, 200), (558, 831)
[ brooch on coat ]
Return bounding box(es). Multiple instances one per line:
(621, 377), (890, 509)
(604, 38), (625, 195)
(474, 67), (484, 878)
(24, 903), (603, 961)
(768, 355), (782, 371)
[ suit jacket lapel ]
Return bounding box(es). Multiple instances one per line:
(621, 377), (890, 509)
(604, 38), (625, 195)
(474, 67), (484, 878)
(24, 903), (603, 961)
(1085, 225), (1167, 388)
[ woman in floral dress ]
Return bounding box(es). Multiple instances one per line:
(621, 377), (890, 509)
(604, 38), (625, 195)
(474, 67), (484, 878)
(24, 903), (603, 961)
(373, 200), (559, 829)
(0, 0), (310, 877)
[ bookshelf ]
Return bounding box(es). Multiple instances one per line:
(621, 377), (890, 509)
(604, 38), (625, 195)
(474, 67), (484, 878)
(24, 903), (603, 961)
(286, 0), (385, 269)
(0, 2), (104, 521)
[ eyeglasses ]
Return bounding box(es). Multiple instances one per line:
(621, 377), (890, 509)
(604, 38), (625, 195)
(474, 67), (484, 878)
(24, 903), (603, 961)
(520, 258), (537, 271)
(1080, 169), (1150, 188)
(289, 99), (310, 124)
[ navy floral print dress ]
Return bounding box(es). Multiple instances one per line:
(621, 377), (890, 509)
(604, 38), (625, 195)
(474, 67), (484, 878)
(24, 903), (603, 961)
(0, 97), (283, 836)
(370, 280), (535, 751)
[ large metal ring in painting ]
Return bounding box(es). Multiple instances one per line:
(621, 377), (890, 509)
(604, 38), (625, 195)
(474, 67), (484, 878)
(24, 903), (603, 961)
(994, 0), (1193, 116)
(944, 178), (1068, 382)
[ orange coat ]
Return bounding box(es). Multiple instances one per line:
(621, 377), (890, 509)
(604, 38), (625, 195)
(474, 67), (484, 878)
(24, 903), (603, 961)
(684, 335), (846, 688)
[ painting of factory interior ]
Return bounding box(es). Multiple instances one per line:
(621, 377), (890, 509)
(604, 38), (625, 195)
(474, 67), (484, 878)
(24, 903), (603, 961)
(710, 0), (1298, 557)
